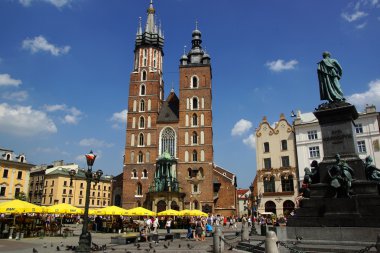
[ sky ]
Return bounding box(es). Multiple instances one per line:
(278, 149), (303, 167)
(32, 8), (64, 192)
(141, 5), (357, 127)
(0, 0), (379, 189)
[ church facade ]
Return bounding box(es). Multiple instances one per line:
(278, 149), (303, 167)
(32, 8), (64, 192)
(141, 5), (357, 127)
(122, 1), (236, 215)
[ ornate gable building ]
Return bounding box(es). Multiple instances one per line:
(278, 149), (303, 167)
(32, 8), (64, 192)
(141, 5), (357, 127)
(255, 114), (298, 217)
(122, 1), (235, 214)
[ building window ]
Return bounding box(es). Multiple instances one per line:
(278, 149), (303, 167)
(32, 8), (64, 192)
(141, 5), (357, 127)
(80, 190), (83, 196)
(97, 200), (100, 205)
(15, 188), (20, 198)
(63, 181), (67, 187)
(79, 199), (82, 205)
(192, 97), (198, 110)
(264, 158), (271, 169)
(264, 176), (275, 192)
(264, 142), (270, 153)
(140, 99), (145, 111)
(356, 123), (363, 134)
(193, 184), (199, 193)
(0, 187), (6, 196)
(139, 116), (145, 128)
(193, 150), (198, 162)
(137, 183), (142, 195)
(63, 189), (67, 194)
(357, 140), (366, 153)
(138, 152), (143, 163)
(62, 197), (66, 203)
(160, 127), (176, 157)
(2, 169), (8, 178)
(49, 197), (52, 204)
(309, 146), (320, 158)
(132, 169), (137, 178)
(104, 186), (106, 191)
(192, 76), (198, 88)
(69, 198), (72, 204)
(69, 189), (72, 195)
(192, 114), (198, 126)
(192, 132), (198, 145)
(308, 130), (318, 140)
(139, 133), (144, 146)
(80, 183), (84, 188)
(281, 156), (290, 167)
(17, 171), (22, 179)
(281, 140), (288, 151)
(142, 169), (148, 178)
(281, 175), (294, 192)
(92, 199), (94, 205)
(50, 189), (53, 194)
(141, 71), (147, 81)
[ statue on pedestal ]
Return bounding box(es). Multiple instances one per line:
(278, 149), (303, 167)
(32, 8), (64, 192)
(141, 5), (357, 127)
(318, 52), (344, 103)
(365, 156), (380, 183)
(328, 154), (354, 198)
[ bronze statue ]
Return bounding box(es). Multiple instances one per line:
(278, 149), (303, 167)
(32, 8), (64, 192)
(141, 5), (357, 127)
(365, 156), (380, 182)
(317, 52), (345, 103)
(310, 160), (320, 183)
(327, 154), (354, 198)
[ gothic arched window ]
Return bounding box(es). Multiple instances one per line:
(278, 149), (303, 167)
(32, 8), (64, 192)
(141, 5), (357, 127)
(192, 131), (198, 144)
(192, 113), (198, 126)
(140, 99), (145, 111)
(192, 150), (198, 162)
(192, 97), (198, 110)
(160, 127), (176, 157)
(137, 183), (142, 195)
(139, 133), (144, 146)
(192, 75), (198, 88)
(139, 116), (145, 128)
(141, 70), (147, 81)
(140, 84), (146, 95)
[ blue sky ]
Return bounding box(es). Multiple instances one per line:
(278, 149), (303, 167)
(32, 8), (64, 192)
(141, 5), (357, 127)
(0, 0), (379, 188)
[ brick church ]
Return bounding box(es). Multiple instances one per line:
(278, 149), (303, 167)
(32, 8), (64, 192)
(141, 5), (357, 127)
(121, 1), (237, 216)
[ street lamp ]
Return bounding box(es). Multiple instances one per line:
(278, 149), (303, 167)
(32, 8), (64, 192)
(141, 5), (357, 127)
(249, 183), (259, 236)
(70, 150), (103, 253)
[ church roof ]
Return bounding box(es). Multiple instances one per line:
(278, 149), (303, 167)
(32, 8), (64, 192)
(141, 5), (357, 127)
(157, 90), (179, 123)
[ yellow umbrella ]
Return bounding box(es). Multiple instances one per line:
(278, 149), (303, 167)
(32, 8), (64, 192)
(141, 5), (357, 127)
(157, 209), (180, 216)
(45, 203), (83, 214)
(125, 207), (156, 216)
(179, 209), (208, 217)
(88, 209), (97, 215)
(0, 199), (43, 214)
(94, 206), (128, 216)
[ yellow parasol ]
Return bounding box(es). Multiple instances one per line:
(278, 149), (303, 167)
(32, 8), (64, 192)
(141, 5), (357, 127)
(157, 209), (180, 216)
(0, 199), (43, 214)
(94, 206), (129, 216)
(179, 209), (208, 217)
(125, 207), (156, 216)
(45, 203), (84, 214)
(88, 209), (97, 215)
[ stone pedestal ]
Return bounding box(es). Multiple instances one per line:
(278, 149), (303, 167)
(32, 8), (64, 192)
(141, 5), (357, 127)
(288, 103), (380, 228)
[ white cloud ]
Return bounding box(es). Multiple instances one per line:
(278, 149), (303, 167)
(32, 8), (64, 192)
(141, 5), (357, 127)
(19, 0), (72, 8)
(356, 22), (368, 29)
(79, 138), (114, 148)
(0, 103), (57, 136)
(2, 91), (29, 101)
(43, 104), (82, 124)
(110, 109), (127, 129)
(111, 109), (128, 123)
(43, 104), (66, 112)
(231, 119), (253, 136)
(341, 11), (369, 22)
(22, 35), (70, 56)
(0, 74), (22, 87)
(347, 79), (380, 109)
(243, 134), (256, 149)
(266, 59), (298, 72)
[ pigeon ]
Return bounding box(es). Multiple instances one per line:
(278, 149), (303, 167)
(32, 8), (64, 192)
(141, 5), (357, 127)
(178, 244), (181, 248)
(296, 235), (303, 241)
(187, 243), (194, 249)
(56, 246), (61, 251)
(149, 243), (153, 249)
(228, 245), (233, 250)
(153, 250), (156, 253)
(111, 247), (116, 251)
(136, 243), (141, 250)
(32, 248), (38, 253)
(60, 242), (64, 247)
(163, 244), (168, 249)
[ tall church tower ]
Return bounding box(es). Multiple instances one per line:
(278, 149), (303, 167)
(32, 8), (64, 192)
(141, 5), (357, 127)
(177, 24), (214, 212)
(123, 0), (164, 208)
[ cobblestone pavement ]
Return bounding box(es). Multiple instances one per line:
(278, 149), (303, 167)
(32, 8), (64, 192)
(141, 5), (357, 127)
(0, 223), (253, 253)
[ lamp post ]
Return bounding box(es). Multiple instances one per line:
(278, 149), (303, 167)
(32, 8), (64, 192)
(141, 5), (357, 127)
(70, 150), (103, 253)
(249, 183), (259, 236)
